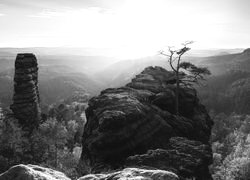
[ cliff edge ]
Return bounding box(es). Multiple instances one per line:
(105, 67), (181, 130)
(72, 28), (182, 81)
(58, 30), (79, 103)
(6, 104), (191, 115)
(79, 66), (213, 179)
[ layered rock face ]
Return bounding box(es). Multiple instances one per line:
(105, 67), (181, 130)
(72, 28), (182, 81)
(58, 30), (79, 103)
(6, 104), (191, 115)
(10, 53), (40, 130)
(126, 137), (212, 179)
(0, 164), (70, 180)
(79, 168), (178, 180)
(79, 66), (213, 179)
(0, 165), (177, 180)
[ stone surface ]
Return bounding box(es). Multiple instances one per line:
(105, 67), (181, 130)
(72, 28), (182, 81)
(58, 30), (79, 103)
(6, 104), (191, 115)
(10, 53), (41, 131)
(0, 164), (70, 180)
(78, 168), (178, 180)
(79, 66), (213, 179)
(126, 137), (212, 179)
(243, 48), (250, 54)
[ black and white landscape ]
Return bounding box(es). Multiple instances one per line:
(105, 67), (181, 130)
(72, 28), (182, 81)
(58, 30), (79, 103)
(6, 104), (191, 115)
(0, 0), (250, 180)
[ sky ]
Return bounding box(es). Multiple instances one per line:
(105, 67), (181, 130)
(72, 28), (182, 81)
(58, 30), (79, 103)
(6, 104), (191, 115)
(0, 0), (250, 58)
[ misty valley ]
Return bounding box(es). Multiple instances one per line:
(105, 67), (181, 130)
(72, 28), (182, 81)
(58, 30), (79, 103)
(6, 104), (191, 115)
(1, 0), (250, 179)
(0, 47), (250, 180)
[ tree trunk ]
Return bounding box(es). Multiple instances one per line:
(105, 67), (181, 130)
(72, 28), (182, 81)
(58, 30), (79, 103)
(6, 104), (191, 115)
(175, 71), (179, 116)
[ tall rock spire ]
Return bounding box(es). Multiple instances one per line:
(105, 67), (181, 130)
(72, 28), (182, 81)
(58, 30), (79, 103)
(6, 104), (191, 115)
(10, 53), (41, 131)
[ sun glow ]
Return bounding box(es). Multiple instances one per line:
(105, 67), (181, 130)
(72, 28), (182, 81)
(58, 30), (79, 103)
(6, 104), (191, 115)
(53, 0), (224, 58)
(0, 0), (229, 59)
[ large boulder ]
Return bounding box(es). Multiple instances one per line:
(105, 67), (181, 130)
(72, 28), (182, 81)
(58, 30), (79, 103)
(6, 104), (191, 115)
(78, 168), (178, 180)
(10, 53), (41, 131)
(125, 137), (212, 179)
(0, 164), (70, 180)
(79, 66), (213, 179)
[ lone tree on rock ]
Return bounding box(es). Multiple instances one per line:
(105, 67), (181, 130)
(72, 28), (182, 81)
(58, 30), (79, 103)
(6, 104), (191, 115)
(159, 41), (211, 115)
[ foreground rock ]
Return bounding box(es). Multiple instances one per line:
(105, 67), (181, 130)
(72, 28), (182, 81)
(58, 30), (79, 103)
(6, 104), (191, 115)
(0, 164), (70, 180)
(79, 168), (178, 180)
(126, 137), (212, 179)
(79, 66), (213, 179)
(10, 53), (41, 131)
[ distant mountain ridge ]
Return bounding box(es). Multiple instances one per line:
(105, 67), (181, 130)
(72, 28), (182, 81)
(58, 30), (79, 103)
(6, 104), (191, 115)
(195, 48), (250, 75)
(1, 47), (250, 113)
(94, 48), (250, 88)
(0, 63), (102, 107)
(0, 47), (244, 56)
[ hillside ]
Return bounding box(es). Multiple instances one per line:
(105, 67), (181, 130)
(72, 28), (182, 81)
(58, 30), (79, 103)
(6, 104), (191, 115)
(195, 49), (250, 114)
(93, 49), (249, 88)
(94, 56), (168, 88)
(0, 65), (101, 107)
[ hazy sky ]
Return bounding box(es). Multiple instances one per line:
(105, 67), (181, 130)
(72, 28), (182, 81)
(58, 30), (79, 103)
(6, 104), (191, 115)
(0, 0), (250, 57)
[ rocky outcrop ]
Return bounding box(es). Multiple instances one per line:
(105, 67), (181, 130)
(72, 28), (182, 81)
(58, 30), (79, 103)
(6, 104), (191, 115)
(126, 137), (212, 179)
(10, 53), (40, 131)
(0, 165), (178, 180)
(79, 168), (178, 180)
(243, 48), (250, 55)
(0, 164), (70, 180)
(79, 66), (213, 179)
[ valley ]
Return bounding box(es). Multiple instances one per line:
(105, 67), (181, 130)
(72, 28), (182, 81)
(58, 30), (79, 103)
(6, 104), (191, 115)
(1, 47), (250, 179)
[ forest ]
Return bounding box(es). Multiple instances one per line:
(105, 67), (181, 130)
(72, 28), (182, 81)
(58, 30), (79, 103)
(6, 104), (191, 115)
(0, 0), (250, 179)
(0, 95), (87, 179)
(0, 48), (250, 179)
